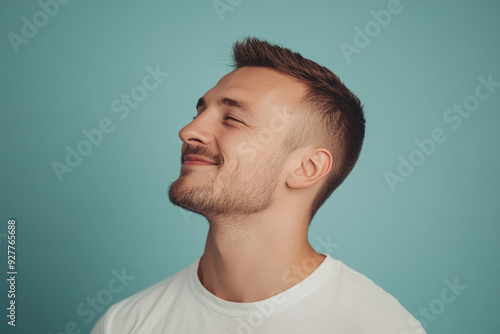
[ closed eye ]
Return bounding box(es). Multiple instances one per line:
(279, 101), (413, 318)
(224, 116), (244, 124)
(191, 114), (245, 125)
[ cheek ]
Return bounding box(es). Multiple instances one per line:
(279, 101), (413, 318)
(222, 132), (279, 172)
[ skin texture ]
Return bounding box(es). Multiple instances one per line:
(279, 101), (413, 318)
(168, 66), (333, 303)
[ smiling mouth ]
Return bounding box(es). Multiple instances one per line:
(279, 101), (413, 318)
(182, 155), (218, 166)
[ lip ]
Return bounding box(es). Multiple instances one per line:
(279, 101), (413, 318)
(182, 155), (218, 166)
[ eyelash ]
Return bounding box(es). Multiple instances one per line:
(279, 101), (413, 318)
(192, 115), (244, 124)
(225, 116), (243, 124)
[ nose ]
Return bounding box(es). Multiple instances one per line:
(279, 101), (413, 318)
(178, 111), (215, 146)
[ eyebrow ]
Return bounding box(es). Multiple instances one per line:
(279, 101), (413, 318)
(196, 97), (259, 121)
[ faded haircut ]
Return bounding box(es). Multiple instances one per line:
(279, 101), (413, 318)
(232, 37), (365, 223)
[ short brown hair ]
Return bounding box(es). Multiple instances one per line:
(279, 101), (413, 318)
(232, 37), (365, 223)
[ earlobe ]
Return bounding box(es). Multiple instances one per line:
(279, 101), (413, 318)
(286, 148), (332, 189)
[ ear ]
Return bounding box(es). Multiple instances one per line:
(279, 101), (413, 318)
(286, 148), (332, 189)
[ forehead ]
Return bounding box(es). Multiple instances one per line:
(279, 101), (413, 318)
(203, 66), (307, 118)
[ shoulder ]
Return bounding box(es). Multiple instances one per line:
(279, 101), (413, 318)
(326, 258), (426, 333)
(91, 261), (194, 333)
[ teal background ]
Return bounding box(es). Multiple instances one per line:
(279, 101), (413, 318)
(1, 0), (499, 333)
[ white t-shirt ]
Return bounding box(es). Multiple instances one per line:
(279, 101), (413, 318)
(91, 253), (425, 334)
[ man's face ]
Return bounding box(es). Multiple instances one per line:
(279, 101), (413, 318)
(168, 66), (307, 218)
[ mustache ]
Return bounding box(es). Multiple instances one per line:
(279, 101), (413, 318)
(182, 145), (223, 165)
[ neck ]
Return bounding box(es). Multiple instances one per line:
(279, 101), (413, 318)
(197, 206), (326, 303)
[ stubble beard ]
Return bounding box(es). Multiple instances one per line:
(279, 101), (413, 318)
(168, 153), (286, 220)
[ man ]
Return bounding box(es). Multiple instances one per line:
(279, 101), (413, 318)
(91, 37), (425, 333)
